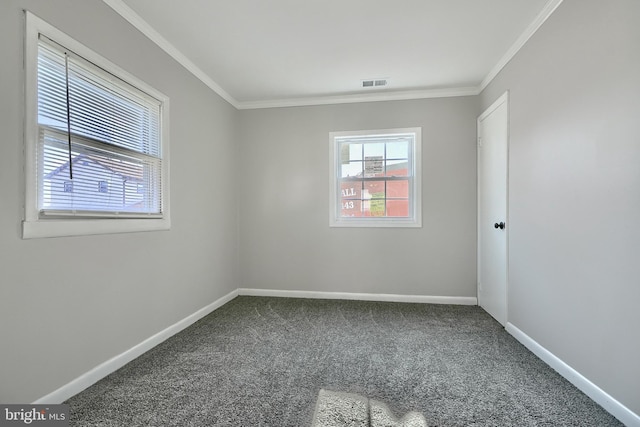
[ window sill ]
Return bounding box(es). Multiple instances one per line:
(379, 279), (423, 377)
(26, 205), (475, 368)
(329, 217), (422, 228)
(22, 217), (171, 239)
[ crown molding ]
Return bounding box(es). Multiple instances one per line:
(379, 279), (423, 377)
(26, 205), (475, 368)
(479, 0), (564, 91)
(104, 0), (563, 110)
(236, 86), (480, 110)
(102, 0), (240, 109)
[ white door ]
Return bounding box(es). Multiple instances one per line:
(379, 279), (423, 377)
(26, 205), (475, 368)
(477, 92), (508, 326)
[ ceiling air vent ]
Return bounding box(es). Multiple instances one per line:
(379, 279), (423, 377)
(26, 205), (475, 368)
(361, 78), (388, 88)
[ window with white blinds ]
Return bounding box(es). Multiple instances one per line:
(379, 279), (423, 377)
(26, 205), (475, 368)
(23, 12), (170, 238)
(37, 38), (163, 216)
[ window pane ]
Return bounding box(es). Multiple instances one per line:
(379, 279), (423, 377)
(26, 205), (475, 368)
(340, 142), (362, 162)
(386, 200), (409, 217)
(360, 180), (385, 217)
(341, 161), (362, 178)
(340, 199), (362, 217)
(40, 130), (161, 214)
(364, 156), (384, 177)
(38, 40), (161, 157)
(363, 181), (385, 199)
(368, 198), (385, 217)
(387, 180), (409, 198)
(340, 183), (361, 200)
(386, 140), (409, 160)
(385, 160), (409, 177)
(363, 142), (384, 158)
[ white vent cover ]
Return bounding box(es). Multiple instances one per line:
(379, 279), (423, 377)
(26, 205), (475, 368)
(361, 78), (388, 88)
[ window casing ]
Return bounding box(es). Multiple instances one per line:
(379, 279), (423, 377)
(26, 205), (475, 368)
(329, 128), (422, 227)
(23, 12), (170, 239)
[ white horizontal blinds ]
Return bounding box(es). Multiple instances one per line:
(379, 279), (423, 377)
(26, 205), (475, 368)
(39, 129), (161, 215)
(37, 36), (163, 216)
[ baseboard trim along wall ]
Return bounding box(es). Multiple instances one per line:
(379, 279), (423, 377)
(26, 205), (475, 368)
(41, 287), (638, 426)
(238, 288), (478, 305)
(33, 289), (239, 404)
(506, 322), (640, 427)
(33, 288), (474, 403)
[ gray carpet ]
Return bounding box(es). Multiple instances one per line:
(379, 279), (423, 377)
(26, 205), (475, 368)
(66, 297), (622, 426)
(312, 389), (428, 426)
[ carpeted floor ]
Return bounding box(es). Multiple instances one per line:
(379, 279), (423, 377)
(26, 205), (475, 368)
(66, 296), (622, 426)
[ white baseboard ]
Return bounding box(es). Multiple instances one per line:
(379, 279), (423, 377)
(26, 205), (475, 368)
(33, 289), (239, 404)
(32, 288), (473, 404)
(238, 288), (477, 305)
(506, 322), (640, 427)
(32, 289), (637, 427)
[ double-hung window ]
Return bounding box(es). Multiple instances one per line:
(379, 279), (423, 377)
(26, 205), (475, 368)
(23, 12), (170, 238)
(329, 128), (422, 227)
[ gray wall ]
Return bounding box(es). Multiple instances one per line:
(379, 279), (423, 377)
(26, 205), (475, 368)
(0, 0), (239, 403)
(238, 98), (478, 296)
(2, 0), (636, 417)
(480, 0), (640, 415)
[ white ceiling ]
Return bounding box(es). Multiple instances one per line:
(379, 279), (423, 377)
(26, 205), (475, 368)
(105, 0), (560, 109)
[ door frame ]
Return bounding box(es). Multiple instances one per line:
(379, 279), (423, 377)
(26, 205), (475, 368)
(477, 90), (510, 325)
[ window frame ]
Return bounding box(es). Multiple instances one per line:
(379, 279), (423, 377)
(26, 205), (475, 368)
(23, 12), (170, 239)
(329, 127), (422, 228)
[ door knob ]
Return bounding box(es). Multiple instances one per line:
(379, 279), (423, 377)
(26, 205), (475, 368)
(494, 222), (505, 230)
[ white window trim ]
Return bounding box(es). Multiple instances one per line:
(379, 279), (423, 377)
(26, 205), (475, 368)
(329, 127), (422, 228)
(23, 12), (170, 239)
